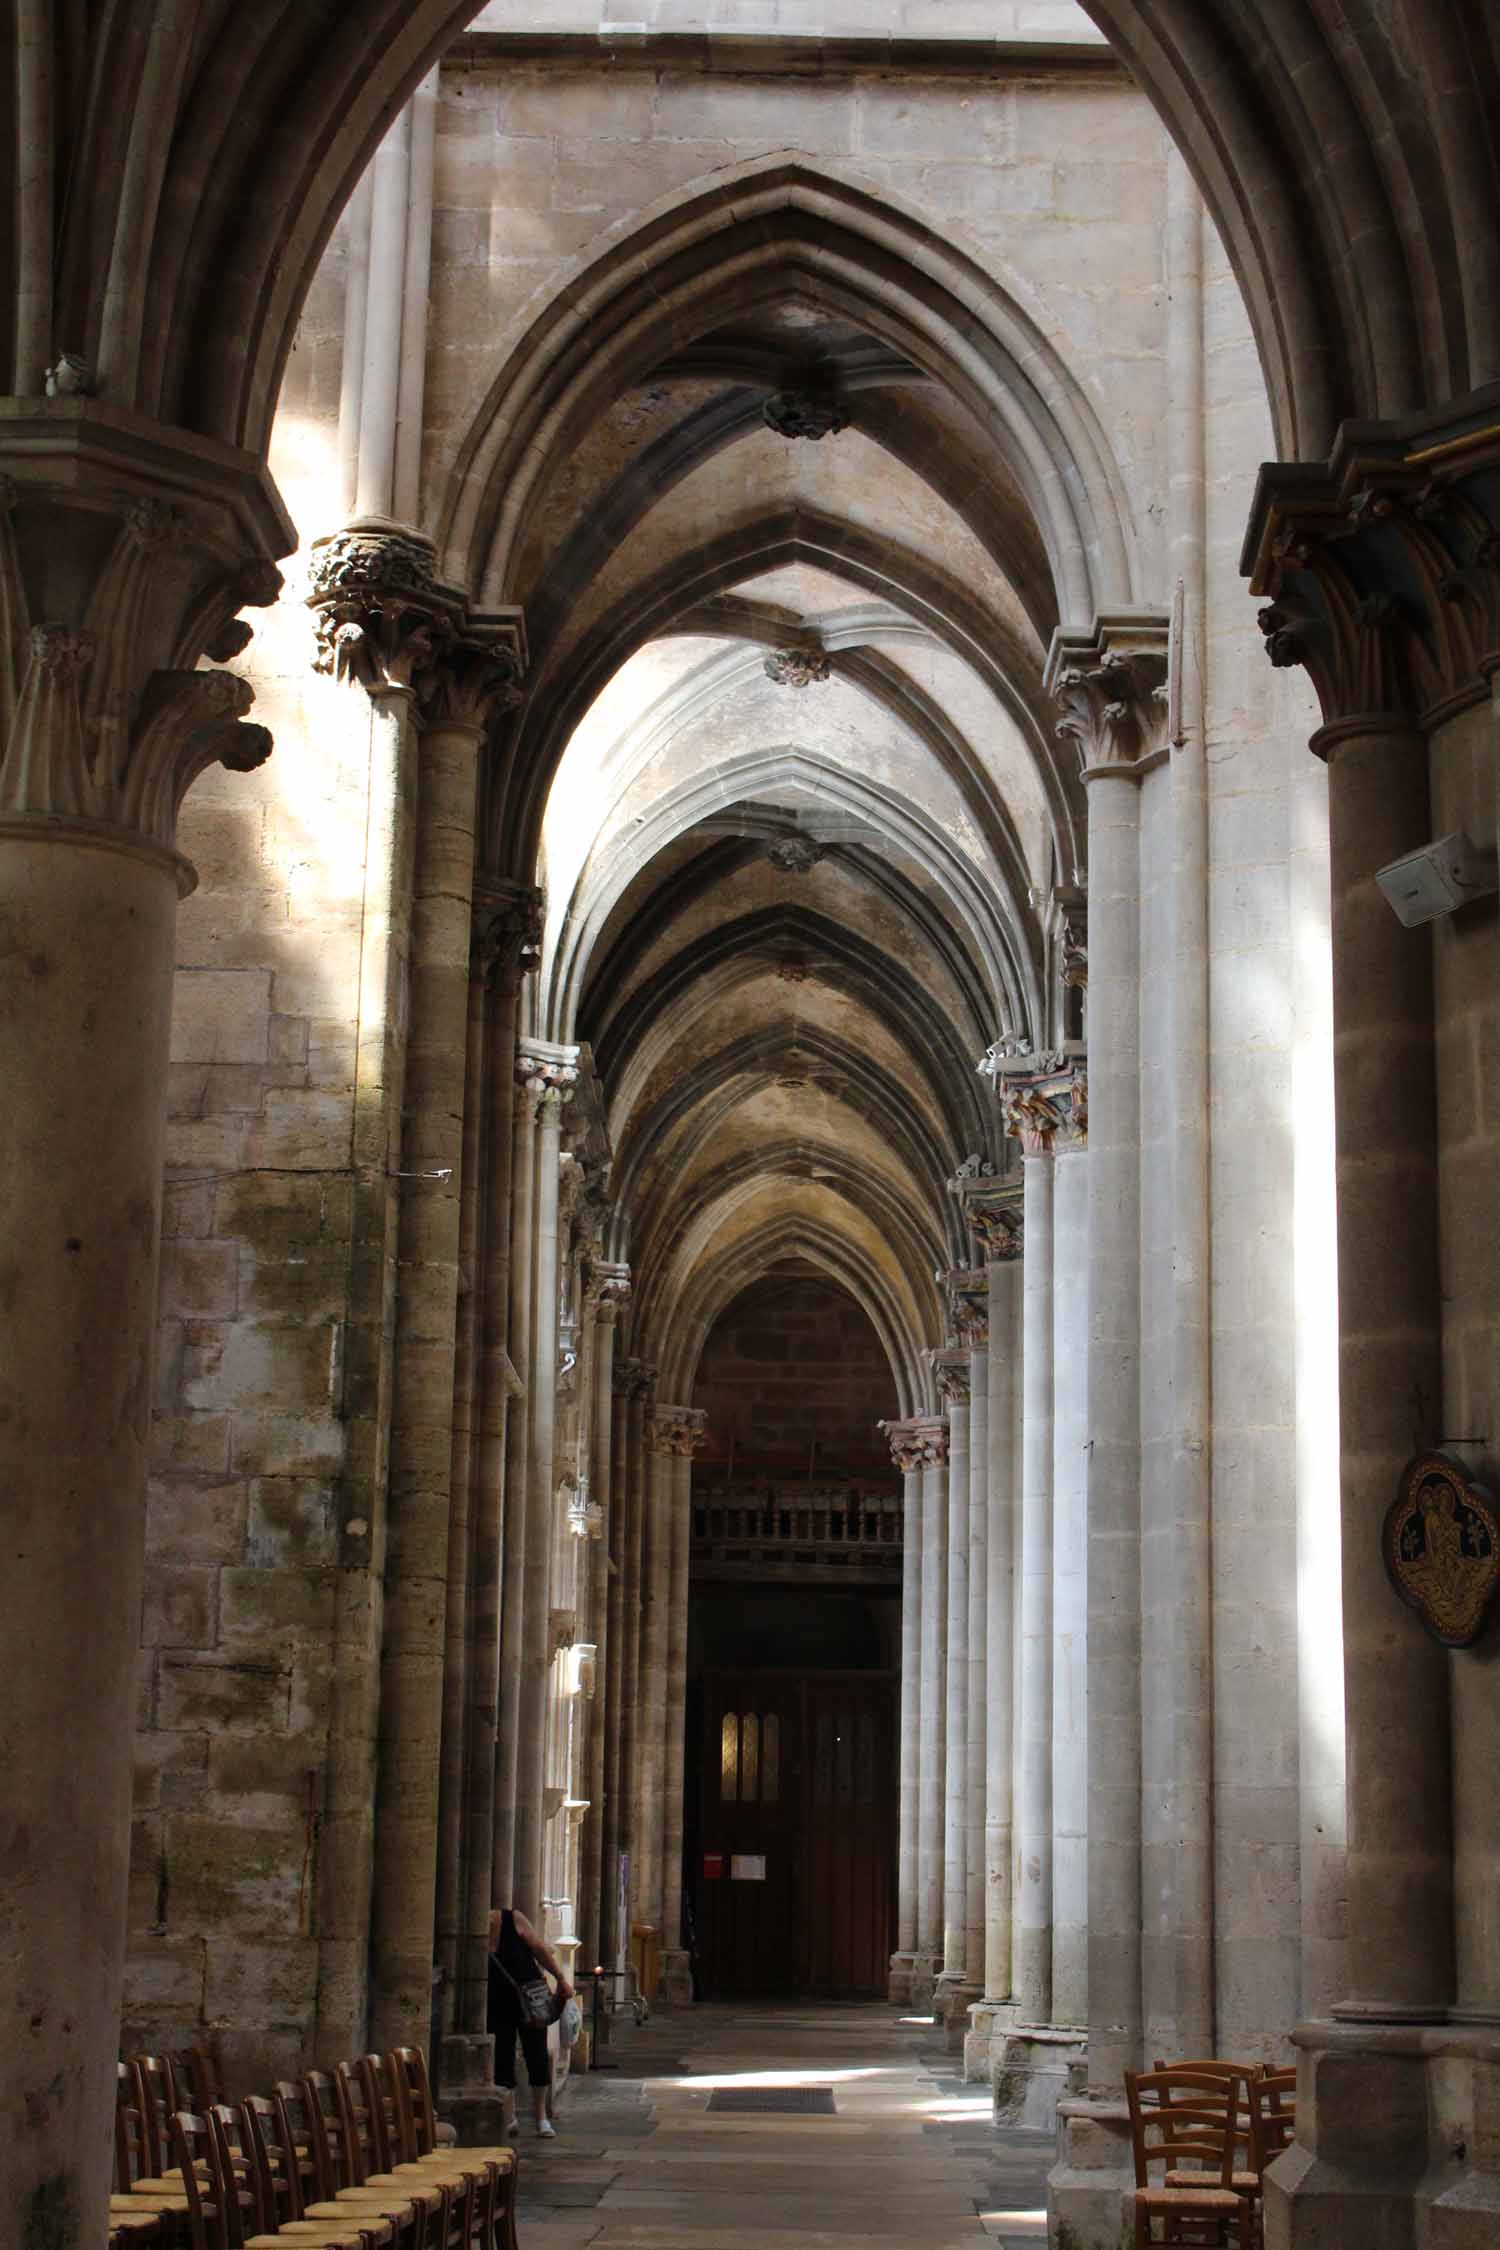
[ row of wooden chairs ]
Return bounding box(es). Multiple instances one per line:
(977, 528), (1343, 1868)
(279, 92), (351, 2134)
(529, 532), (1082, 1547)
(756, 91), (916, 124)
(111, 2047), (518, 2250)
(1125, 2059), (1297, 2247)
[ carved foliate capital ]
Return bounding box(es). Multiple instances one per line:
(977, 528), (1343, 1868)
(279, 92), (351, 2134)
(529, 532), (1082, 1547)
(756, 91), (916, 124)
(591, 1261), (631, 1324)
(614, 1355), (657, 1402)
(950, 1175), (1025, 1263)
(1244, 411), (1500, 732)
(945, 1268), (990, 1350)
(518, 1040), (579, 1110)
(928, 1348), (971, 1407)
(1046, 611), (1170, 781)
(472, 877), (543, 991)
(0, 414), (288, 876)
(305, 518), (462, 691)
(878, 1413), (949, 1473)
(649, 1404), (708, 1458)
(419, 610), (527, 728)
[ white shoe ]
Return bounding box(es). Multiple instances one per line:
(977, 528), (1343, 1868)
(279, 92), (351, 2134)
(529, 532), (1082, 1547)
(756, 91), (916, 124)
(536, 2118), (556, 2139)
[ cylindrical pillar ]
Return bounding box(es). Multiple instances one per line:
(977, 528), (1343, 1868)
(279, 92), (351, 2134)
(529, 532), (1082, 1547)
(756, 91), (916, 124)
(619, 1373), (652, 1974)
(893, 1455), (923, 1994)
(354, 104), (411, 519)
(916, 1429), (949, 1993)
(660, 1445), (696, 1994)
(370, 707), (484, 2053)
(1051, 1136), (1090, 2026)
(392, 70), (438, 526)
(513, 1081), (568, 1920)
(939, 1379), (971, 2000)
(965, 1339), (989, 2003)
(1322, 718), (1450, 2017)
(579, 1298), (619, 1975)
(985, 1256), (1021, 2004)
(635, 1426), (675, 1946)
(1085, 757), (1144, 2091)
(492, 1077), (539, 1903)
(1016, 1151), (1055, 2025)
(0, 825), (181, 2235)
(601, 1369), (632, 1980)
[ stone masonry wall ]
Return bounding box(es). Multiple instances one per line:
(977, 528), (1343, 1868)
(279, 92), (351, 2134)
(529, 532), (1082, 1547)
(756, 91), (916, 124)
(692, 1275), (896, 1479)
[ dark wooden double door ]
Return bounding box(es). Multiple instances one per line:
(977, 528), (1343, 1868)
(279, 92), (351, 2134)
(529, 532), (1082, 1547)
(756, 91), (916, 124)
(692, 1668), (895, 1998)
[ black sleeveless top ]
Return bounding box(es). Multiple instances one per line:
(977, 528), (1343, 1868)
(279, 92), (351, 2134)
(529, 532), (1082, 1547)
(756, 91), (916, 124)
(487, 1908), (540, 2031)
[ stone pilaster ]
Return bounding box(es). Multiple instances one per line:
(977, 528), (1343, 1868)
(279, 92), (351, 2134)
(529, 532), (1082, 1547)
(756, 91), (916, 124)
(929, 1350), (972, 2042)
(659, 1408), (708, 2006)
(881, 1411), (949, 2008)
(580, 1267), (628, 1996)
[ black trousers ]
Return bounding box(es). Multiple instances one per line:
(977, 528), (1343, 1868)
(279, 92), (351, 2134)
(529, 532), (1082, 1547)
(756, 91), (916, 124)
(494, 2015), (550, 2090)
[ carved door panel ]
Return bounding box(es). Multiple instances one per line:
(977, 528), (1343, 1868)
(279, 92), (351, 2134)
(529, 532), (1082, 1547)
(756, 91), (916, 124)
(803, 1676), (895, 1995)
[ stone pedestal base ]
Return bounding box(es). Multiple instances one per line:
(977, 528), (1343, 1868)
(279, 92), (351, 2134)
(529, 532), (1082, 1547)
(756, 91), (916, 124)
(995, 2024), (1088, 2132)
(1046, 2095), (1133, 2250)
(1263, 2018), (1500, 2250)
(964, 1998), (1018, 2083)
(658, 1947), (694, 2006)
(908, 1951), (940, 2014)
(889, 1950), (918, 2006)
(935, 1973), (982, 2053)
(437, 2033), (511, 2146)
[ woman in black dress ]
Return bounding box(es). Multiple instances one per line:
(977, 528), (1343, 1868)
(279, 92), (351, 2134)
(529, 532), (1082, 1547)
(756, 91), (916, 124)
(487, 1905), (575, 2137)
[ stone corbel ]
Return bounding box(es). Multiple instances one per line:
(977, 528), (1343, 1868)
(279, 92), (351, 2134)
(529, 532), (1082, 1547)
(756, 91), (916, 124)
(1046, 610), (1170, 781)
(419, 610), (527, 730)
(471, 875), (542, 992)
(0, 434), (286, 874)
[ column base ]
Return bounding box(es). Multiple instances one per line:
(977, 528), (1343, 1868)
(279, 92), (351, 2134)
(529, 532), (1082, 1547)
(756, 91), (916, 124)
(934, 1972), (982, 2053)
(994, 2023), (1088, 2132)
(1046, 2095), (1134, 2250)
(1262, 2017), (1500, 2250)
(907, 1951), (941, 2014)
(888, 1950), (918, 2006)
(964, 1998), (1018, 2082)
(658, 1947), (694, 2006)
(437, 2033), (511, 2146)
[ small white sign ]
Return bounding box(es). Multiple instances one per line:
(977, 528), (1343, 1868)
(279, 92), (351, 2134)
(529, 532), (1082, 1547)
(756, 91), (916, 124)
(730, 1854), (766, 1882)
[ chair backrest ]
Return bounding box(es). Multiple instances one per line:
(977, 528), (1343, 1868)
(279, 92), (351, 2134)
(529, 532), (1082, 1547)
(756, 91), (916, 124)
(1149, 2061), (1260, 2167)
(132, 2055), (180, 2175)
(207, 2103), (261, 2246)
(276, 2079), (332, 2204)
(1258, 2065), (1298, 2157)
(357, 2050), (404, 2170)
(116, 2066), (147, 2190)
(238, 2096), (287, 2227)
(1126, 2069), (1239, 2190)
(170, 2111), (228, 2250)
(387, 2047), (440, 2158)
(302, 2070), (354, 2192)
(333, 2060), (377, 2188)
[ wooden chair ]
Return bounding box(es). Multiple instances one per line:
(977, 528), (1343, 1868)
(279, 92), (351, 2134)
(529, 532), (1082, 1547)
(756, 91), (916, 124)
(386, 2047), (517, 2250)
(280, 2077), (419, 2245)
(213, 2102), (380, 2250)
(1126, 2068), (1248, 2246)
(134, 2057), (186, 2178)
(333, 2061), (454, 2246)
(362, 2051), (510, 2250)
(1256, 2068), (1297, 2162)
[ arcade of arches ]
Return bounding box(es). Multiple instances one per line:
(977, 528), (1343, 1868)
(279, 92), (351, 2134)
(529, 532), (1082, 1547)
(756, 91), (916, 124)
(3, 6), (1500, 2246)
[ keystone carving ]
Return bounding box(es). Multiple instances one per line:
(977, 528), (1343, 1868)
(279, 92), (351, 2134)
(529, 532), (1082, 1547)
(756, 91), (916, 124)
(764, 642), (831, 689)
(763, 387), (849, 441)
(764, 834), (823, 874)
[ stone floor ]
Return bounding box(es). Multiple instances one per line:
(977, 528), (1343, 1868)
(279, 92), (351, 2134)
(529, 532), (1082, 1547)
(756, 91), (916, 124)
(513, 1999), (1051, 2250)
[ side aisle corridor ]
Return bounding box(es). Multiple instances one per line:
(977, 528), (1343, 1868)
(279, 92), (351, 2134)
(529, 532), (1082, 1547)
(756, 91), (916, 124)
(519, 2003), (1050, 2250)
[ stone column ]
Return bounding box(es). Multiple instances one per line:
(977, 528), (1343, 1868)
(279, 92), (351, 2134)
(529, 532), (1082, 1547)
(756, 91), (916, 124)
(458, 886), (537, 2044)
(493, 1070), (540, 1903)
(579, 1272), (627, 1988)
(618, 1362), (655, 1984)
(961, 1276), (991, 2026)
(514, 1054), (577, 1919)
(887, 1440), (924, 2004)
(1049, 617), (1169, 2092)
(1051, 1103), (1090, 2028)
(661, 1418), (706, 2003)
(915, 1413), (951, 2008)
(635, 1410), (680, 1953)
(1009, 1120), (1057, 2030)
(600, 1361), (633, 1986)
(0, 423), (288, 2236)
(370, 626), (524, 2054)
(933, 1353), (971, 2036)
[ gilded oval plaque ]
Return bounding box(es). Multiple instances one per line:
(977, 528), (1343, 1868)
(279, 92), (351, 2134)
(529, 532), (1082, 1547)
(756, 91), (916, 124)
(1382, 1450), (1500, 1648)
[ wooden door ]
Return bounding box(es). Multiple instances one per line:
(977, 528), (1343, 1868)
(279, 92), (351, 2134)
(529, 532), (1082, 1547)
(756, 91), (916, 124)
(693, 1669), (895, 1998)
